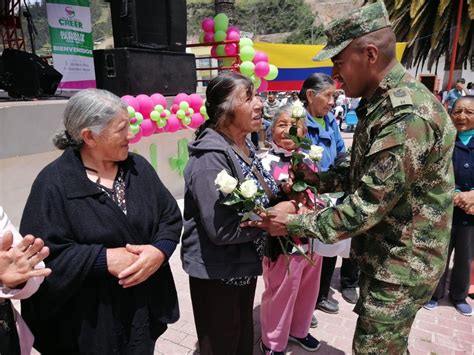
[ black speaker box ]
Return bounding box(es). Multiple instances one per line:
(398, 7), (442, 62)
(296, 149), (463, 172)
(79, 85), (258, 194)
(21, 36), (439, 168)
(0, 48), (63, 98)
(93, 48), (196, 96)
(109, 0), (187, 52)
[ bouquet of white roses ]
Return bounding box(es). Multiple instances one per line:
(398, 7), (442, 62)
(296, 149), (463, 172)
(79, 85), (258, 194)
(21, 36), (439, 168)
(215, 170), (265, 221)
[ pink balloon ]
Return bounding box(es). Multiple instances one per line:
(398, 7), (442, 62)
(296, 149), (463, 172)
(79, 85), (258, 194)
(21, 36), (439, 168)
(210, 45), (218, 59)
(155, 126), (165, 134)
(225, 43), (238, 56)
(253, 51), (269, 64)
(189, 113), (205, 129)
(201, 18), (214, 32)
(170, 103), (179, 114)
(150, 93), (167, 108)
(136, 94), (154, 118)
(189, 93), (204, 112)
(257, 79), (268, 93)
(204, 32), (214, 43)
(226, 31), (240, 42)
(173, 93), (190, 105)
(165, 115), (181, 133)
(129, 127), (142, 144)
(227, 26), (240, 35)
(140, 119), (156, 137)
(121, 95), (140, 112)
(255, 61), (270, 78)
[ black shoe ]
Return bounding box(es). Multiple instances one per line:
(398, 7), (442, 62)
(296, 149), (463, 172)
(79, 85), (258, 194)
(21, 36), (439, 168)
(317, 298), (339, 314)
(259, 339), (285, 355)
(341, 287), (358, 304)
(288, 333), (321, 352)
(310, 313), (318, 328)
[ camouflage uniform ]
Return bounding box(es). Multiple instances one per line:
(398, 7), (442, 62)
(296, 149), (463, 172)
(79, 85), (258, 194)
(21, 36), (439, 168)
(289, 2), (457, 354)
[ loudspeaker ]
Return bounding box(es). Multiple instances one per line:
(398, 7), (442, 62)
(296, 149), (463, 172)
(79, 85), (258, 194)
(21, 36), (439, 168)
(109, 0), (187, 52)
(93, 48), (196, 96)
(0, 49), (63, 98)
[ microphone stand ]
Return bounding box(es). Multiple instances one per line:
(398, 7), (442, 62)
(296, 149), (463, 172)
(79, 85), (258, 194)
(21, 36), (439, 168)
(22, 0), (38, 54)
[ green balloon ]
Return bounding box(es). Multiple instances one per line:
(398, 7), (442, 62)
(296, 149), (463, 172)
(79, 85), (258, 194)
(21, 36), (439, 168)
(222, 57), (235, 67)
(239, 46), (255, 62)
(154, 104), (164, 112)
(134, 112), (144, 125)
(216, 44), (226, 57)
(199, 32), (205, 43)
(127, 106), (135, 117)
(239, 38), (253, 49)
(239, 61), (255, 77)
(177, 110), (186, 119)
(214, 13), (229, 32)
(188, 108), (195, 116)
(131, 125), (140, 134)
(200, 106), (207, 115)
(253, 76), (261, 89)
(214, 30), (226, 42)
(157, 118), (167, 128)
(179, 101), (189, 110)
(264, 64), (279, 81)
(182, 116), (192, 126)
(150, 110), (160, 121)
(163, 109), (171, 118)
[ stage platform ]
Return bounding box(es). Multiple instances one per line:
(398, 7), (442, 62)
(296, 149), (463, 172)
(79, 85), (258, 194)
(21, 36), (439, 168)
(0, 97), (193, 225)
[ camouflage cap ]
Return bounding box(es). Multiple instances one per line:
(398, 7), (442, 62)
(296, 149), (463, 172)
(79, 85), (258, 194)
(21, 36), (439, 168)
(313, 1), (391, 61)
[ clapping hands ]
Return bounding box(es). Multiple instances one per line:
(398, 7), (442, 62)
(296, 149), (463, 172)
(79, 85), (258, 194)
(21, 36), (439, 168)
(0, 231), (52, 289)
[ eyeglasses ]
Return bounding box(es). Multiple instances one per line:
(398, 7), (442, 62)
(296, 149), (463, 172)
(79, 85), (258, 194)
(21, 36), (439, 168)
(451, 107), (474, 117)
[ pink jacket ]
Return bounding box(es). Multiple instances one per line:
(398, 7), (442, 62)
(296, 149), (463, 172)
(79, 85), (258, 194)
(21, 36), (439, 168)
(0, 206), (45, 355)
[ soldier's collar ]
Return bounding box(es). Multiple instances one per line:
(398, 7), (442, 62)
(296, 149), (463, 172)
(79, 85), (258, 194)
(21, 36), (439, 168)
(361, 63), (406, 116)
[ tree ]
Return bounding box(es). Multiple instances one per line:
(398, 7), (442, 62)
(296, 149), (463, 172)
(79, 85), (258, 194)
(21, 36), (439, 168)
(365, 0), (474, 72)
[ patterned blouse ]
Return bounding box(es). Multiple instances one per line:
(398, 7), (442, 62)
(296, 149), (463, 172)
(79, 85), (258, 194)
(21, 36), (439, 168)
(221, 141), (280, 286)
(96, 167), (127, 214)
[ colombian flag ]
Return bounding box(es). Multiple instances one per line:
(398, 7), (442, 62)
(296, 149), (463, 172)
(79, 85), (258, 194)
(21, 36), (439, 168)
(253, 42), (407, 92)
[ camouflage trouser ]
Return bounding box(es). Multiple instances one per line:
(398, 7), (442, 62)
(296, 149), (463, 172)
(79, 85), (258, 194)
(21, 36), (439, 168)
(352, 276), (435, 355)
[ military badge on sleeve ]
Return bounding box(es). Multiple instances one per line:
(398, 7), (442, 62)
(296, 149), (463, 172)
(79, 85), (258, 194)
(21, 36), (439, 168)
(374, 153), (398, 182)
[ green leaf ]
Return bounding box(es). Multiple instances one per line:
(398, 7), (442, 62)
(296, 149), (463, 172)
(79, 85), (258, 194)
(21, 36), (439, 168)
(292, 152), (305, 160)
(222, 193), (241, 205)
(292, 180), (308, 192)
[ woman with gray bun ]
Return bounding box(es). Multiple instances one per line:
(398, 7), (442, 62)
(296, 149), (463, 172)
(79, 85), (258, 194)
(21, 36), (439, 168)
(20, 88), (182, 354)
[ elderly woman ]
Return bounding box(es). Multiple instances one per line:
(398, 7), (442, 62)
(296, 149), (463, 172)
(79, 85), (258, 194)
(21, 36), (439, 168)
(299, 73), (358, 320)
(20, 89), (182, 354)
(424, 96), (474, 316)
(181, 72), (280, 355)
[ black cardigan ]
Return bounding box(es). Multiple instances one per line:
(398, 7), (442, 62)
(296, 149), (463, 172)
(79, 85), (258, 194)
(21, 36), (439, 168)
(20, 148), (182, 354)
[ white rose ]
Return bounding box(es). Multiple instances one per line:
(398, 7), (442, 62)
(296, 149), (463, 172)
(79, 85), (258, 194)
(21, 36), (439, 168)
(308, 145), (324, 161)
(215, 170), (238, 194)
(239, 180), (258, 199)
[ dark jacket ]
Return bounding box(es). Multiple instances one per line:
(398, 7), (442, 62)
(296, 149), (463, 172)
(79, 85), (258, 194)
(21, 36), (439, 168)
(181, 128), (264, 279)
(20, 148), (182, 354)
(453, 137), (474, 226)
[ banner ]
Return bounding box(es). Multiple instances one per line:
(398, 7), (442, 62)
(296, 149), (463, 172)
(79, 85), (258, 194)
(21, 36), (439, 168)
(254, 42), (407, 91)
(46, 0), (95, 89)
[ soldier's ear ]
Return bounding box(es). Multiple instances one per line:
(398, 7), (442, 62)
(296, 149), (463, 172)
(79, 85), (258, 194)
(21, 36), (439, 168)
(366, 44), (378, 65)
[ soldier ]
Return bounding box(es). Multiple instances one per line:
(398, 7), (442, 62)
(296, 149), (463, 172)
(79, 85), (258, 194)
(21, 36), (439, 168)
(243, 1), (456, 353)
